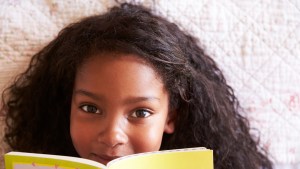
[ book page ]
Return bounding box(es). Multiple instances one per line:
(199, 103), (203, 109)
(5, 152), (106, 169)
(108, 148), (213, 169)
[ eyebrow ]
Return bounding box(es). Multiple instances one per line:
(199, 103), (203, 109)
(74, 89), (160, 104)
(74, 89), (102, 101)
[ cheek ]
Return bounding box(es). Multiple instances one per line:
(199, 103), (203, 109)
(129, 123), (165, 153)
(70, 110), (96, 157)
(70, 115), (85, 155)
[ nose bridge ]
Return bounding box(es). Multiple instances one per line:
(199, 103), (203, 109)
(98, 112), (128, 147)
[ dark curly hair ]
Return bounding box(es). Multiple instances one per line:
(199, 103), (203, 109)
(1, 3), (272, 169)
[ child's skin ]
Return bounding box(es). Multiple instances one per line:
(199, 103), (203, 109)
(70, 53), (175, 165)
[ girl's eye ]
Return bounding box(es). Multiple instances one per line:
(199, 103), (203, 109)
(80, 105), (100, 114)
(131, 109), (152, 118)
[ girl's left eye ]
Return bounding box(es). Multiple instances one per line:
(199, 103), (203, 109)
(131, 109), (152, 118)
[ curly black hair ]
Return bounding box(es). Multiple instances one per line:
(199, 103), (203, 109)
(1, 3), (272, 169)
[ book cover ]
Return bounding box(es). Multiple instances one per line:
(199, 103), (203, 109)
(5, 147), (213, 169)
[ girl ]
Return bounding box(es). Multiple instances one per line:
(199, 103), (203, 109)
(1, 3), (273, 169)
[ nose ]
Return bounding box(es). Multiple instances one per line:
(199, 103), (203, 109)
(97, 116), (128, 148)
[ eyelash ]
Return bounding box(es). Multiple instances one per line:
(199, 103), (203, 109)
(79, 104), (101, 114)
(79, 104), (153, 118)
(130, 109), (153, 118)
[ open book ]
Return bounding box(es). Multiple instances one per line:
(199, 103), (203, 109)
(5, 147), (213, 169)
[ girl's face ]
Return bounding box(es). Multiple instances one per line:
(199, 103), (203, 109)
(70, 53), (174, 165)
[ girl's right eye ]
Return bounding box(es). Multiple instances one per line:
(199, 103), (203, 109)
(79, 105), (101, 114)
(131, 109), (153, 118)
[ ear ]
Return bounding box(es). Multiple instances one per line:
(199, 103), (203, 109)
(164, 110), (176, 134)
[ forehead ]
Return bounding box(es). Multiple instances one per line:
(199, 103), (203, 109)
(73, 52), (168, 103)
(76, 52), (164, 87)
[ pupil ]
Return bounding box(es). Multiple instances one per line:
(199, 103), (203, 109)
(88, 106), (96, 112)
(137, 110), (146, 117)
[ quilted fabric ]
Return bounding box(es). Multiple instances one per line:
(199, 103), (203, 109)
(0, 0), (299, 168)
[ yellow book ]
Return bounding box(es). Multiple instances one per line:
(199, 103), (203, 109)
(5, 147), (213, 169)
